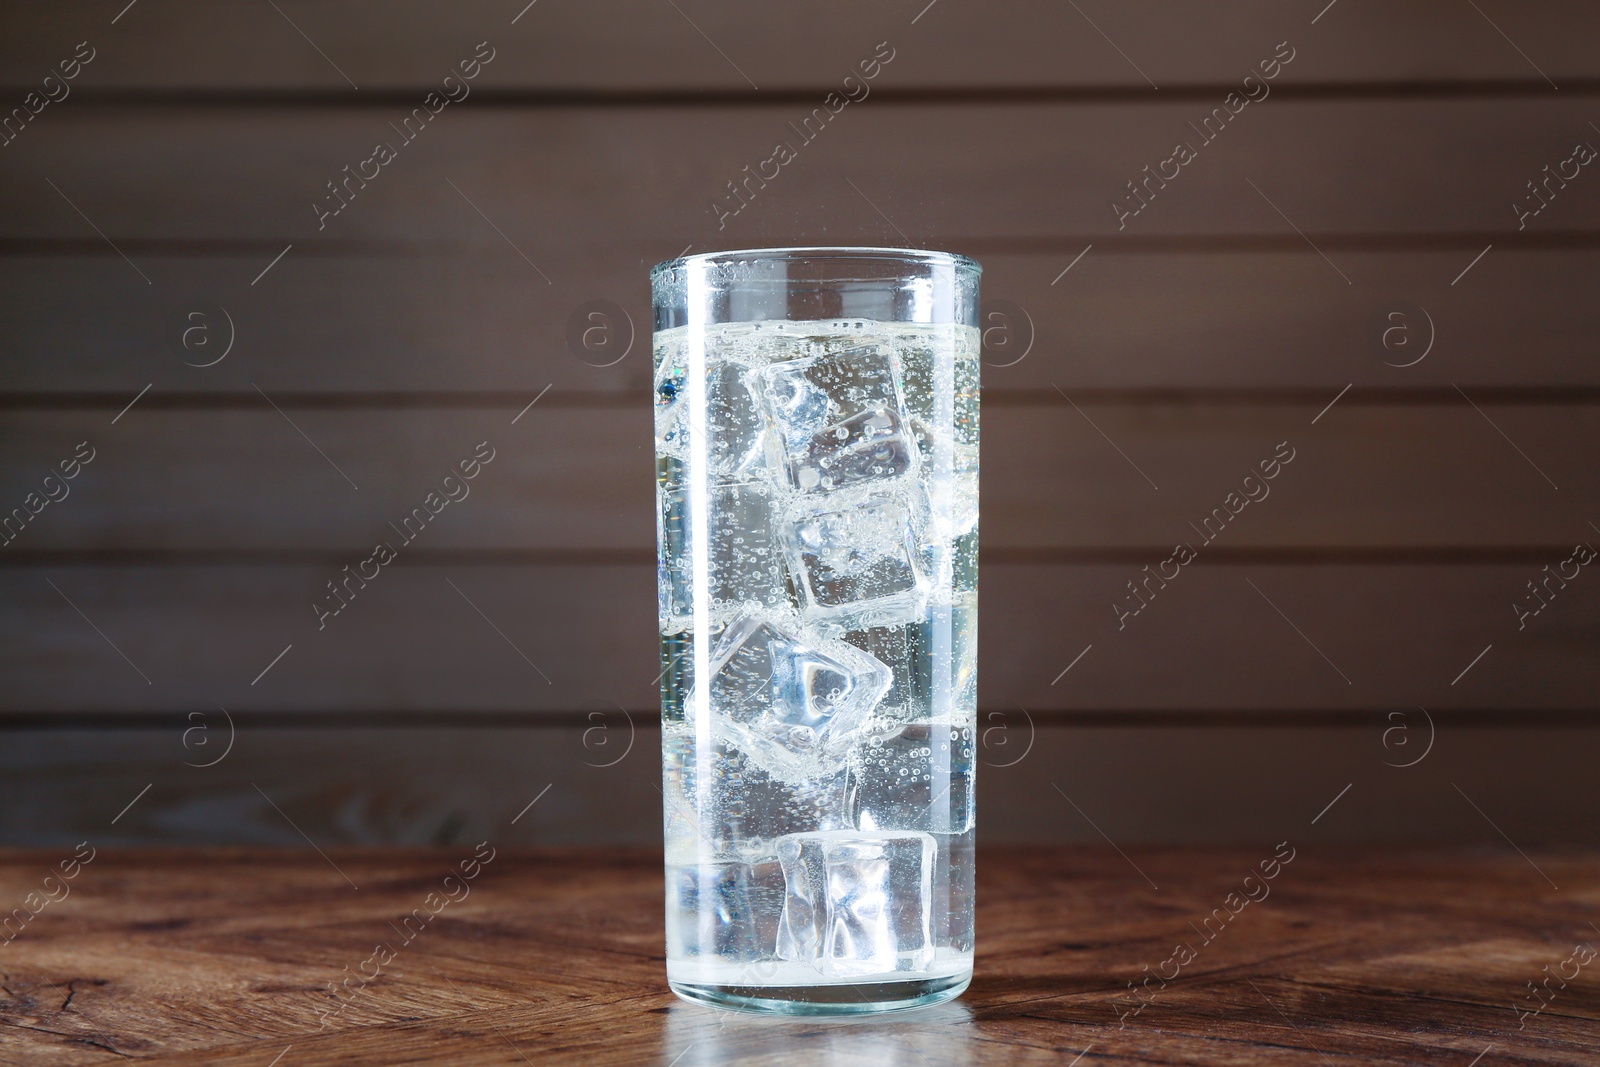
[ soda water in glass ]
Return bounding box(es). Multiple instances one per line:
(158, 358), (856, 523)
(652, 248), (980, 1014)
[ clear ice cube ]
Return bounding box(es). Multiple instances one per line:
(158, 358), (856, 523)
(700, 612), (892, 782)
(757, 344), (918, 494)
(788, 408), (915, 493)
(949, 440), (980, 539)
(662, 724), (854, 863)
(937, 836), (976, 954)
(839, 623), (915, 722)
(782, 490), (927, 629)
(659, 481), (789, 632)
(776, 830), (935, 976)
(655, 360), (767, 476)
(667, 860), (787, 962)
(841, 602), (978, 725)
(849, 723), (975, 835)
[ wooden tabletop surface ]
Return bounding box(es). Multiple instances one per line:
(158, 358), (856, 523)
(0, 846), (1595, 1065)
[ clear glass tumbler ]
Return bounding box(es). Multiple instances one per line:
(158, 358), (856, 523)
(652, 247), (979, 1014)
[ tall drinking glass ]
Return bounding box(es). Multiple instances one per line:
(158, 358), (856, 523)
(652, 247), (979, 1014)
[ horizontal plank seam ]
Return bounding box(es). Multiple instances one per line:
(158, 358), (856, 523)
(3, 388), (1597, 410)
(29, 81), (1600, 107)
(0, 710), (1590, 729)
(6, 234), (1600, 256)
(0, 548), (1582, 567)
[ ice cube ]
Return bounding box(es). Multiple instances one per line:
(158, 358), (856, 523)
(782, 490), (927, 629)
(841, 601), (977, 725)
(758, 344), (918, 494)
(667, 860), (787, 962)
(700, 612), (891, 782)
(655, 360), (767, 476)
(776, 830), (935, 976)
(839, 623), (915, 722)
(949, 440), (980, 539)
(659, 480), (789, 632)
(662, 723), (854, 863)
(787, 408), (915, 493)
(935, 835), (976, 954)
(849, 722), (975, 835)
(952, 525), (977, 597)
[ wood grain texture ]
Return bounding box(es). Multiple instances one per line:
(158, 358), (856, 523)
(0, 848), (1594, 1064)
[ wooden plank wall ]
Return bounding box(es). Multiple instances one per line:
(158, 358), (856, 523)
(0, 1), (1596, 845)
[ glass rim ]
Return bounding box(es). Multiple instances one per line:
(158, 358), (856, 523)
(649, 245), (981, 280)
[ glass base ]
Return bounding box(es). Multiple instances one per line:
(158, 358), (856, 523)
(669, 971), (971, 1016)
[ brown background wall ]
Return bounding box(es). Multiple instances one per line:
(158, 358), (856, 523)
(1, 1), (1595, 848)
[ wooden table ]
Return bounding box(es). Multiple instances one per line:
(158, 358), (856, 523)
(0, 847), (1595, 1064)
